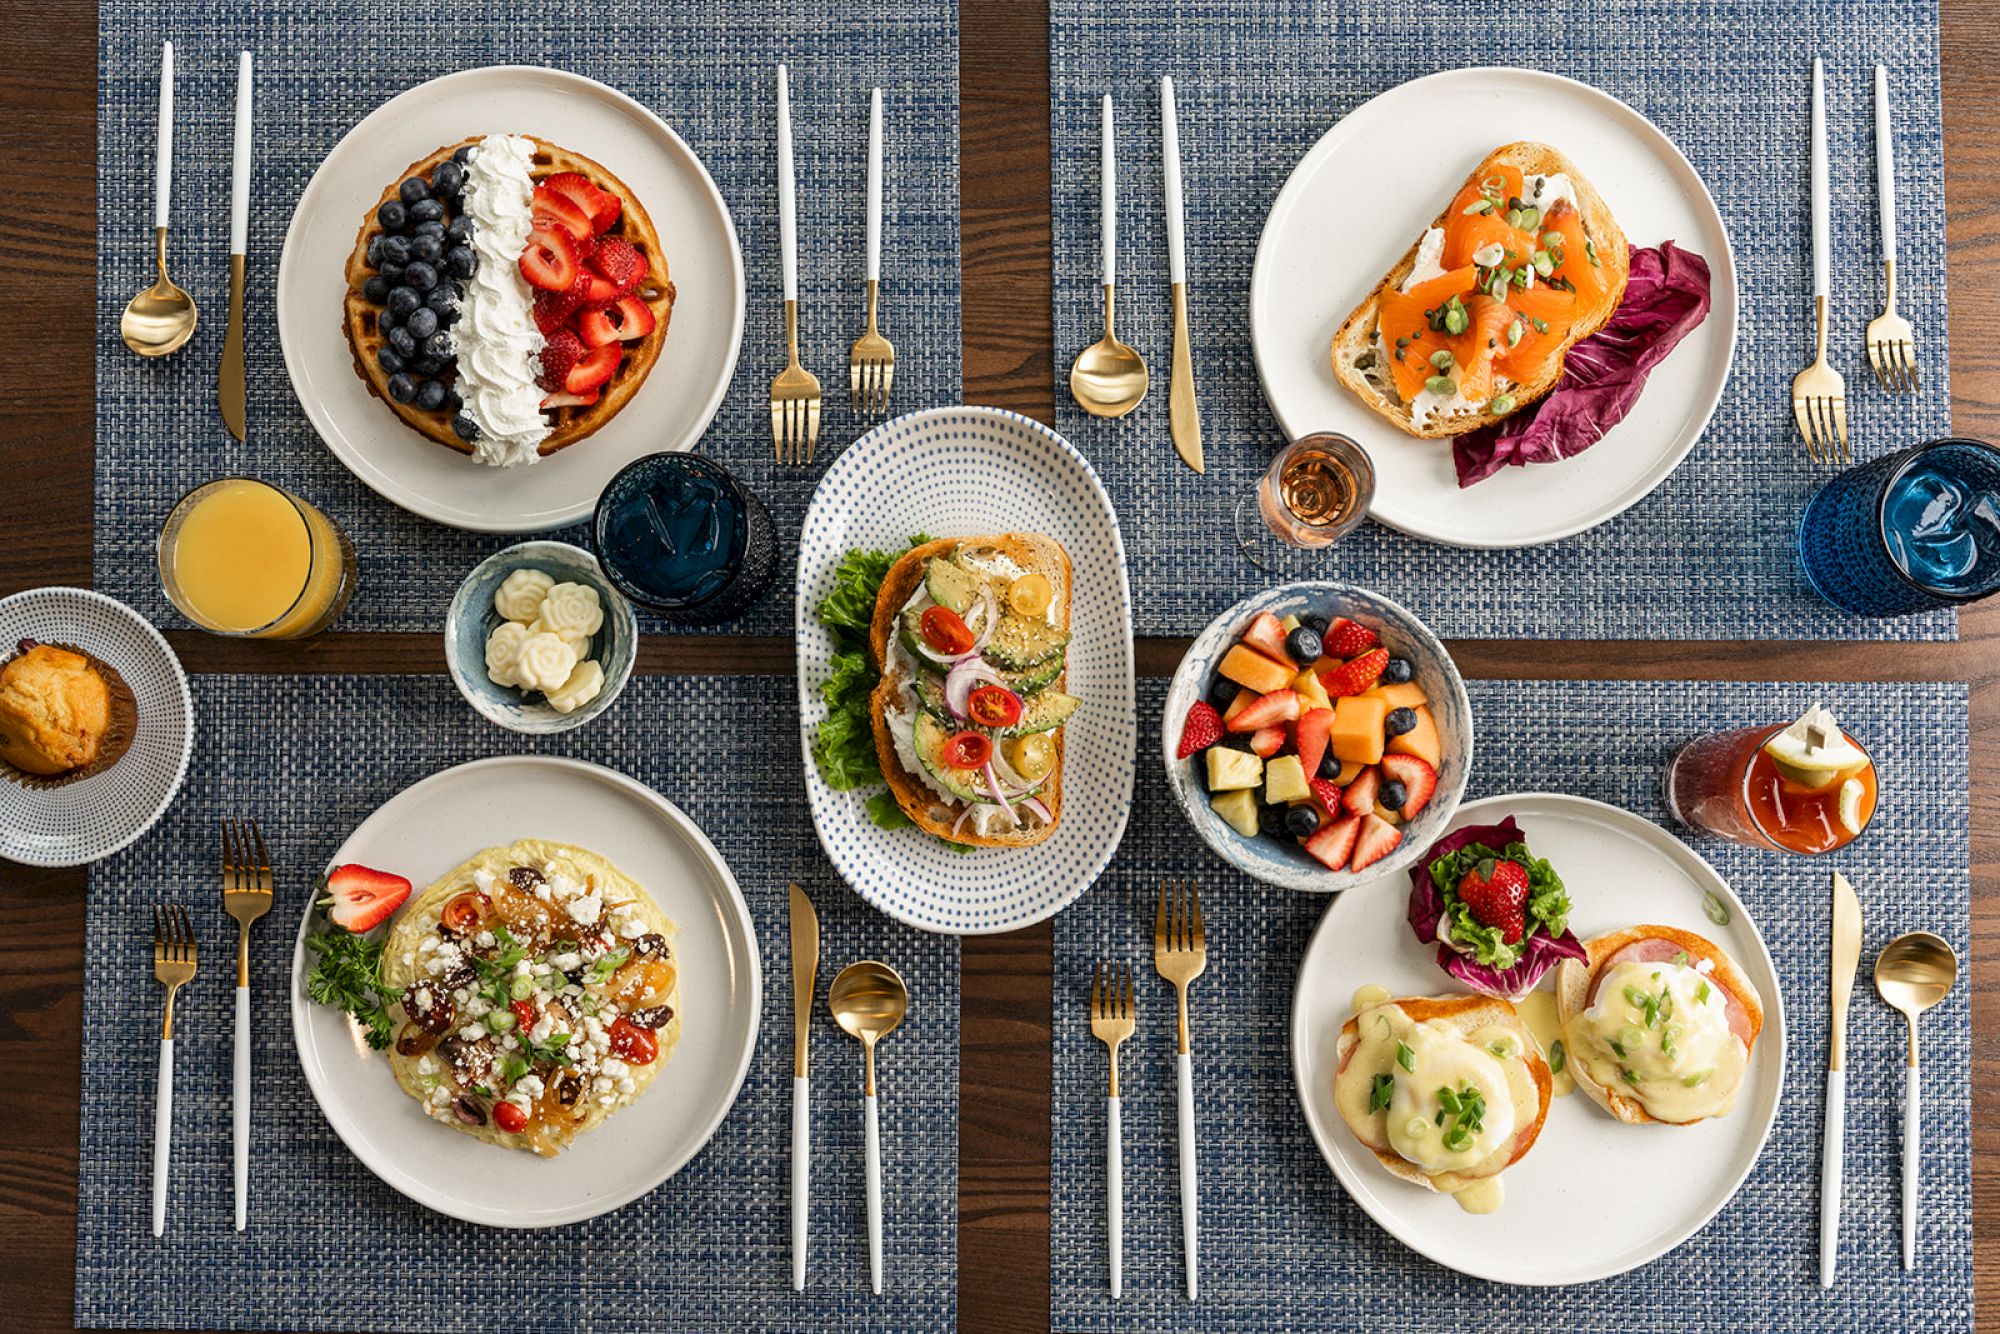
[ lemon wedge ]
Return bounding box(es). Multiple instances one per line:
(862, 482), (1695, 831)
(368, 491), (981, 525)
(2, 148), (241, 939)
(1838, 777), (1865, 836)
(1763, 703), (1868, 789)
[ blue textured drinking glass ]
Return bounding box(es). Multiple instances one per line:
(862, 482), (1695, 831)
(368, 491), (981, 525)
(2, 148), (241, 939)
(1797, 438), (2000, 616)
(592, 453), (778, 624)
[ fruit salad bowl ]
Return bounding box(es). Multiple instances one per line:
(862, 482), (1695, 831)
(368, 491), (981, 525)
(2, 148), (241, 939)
(1163, 582), (1473, 893)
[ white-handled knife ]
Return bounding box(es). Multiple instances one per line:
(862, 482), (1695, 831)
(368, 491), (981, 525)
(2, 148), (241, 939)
(1820, 870), (1861, 1287)
(1161, 75), (1203, 474)
(788, 883), (819, 1291)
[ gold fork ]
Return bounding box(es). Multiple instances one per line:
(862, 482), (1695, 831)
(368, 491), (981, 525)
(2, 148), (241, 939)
(1154, 878), (1207, 1298)
(772, 64), (822, 464)
(849, 87), (896, 419)
(222, 818), (272, 1231)
(151, 903), (196, 1236)
(1867, 63), (1918, 394)
(1794, 57), (1849, 464)
(1090, 959), (1135, 1299)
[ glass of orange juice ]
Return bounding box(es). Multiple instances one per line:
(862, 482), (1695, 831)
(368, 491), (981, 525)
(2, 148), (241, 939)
(157, 478), (356, 639)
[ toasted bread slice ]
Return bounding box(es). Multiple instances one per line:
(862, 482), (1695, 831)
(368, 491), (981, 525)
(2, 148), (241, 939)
(1554, 925), (1765, 1126)
(1334, 993), (1551, 1195)
(1330, 142), (1630, 438)
(867, 534), (1072, 849)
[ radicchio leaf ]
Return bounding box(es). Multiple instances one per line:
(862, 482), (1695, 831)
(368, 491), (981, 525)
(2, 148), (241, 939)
(1407, 814), (1587, 1001)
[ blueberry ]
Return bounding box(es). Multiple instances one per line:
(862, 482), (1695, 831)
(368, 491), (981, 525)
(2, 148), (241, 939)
(1318, 750), (1344, 780)
(1207, 676), (1239, 710)
(1299, 614), (1329, 634)
(426, 285), (460, 320)
(1258, 802), (1289, 837)
(1379, 779), (1408, 811)
(376, 199), (408, 231)
(410, 197), (445, 225)
(406, 234), (440, 265)
(444, 245), (477, 278)
(1384, 707), (1418, 738)
(1284, 805), (1321, 839)
(410, 355), (444, 376)
(378, 261), (405, 285)
(452, 414), (482, 442)
(1382, 657), (1414, 685)
(441, 389), (463, 415)
(386, 372), (418, 404)
(361, 275), (389, 304)
(452, 143), (478, 166)
(387, 325), (417, 358)
(446, 216), (474, 245)
(376, 346), (405, 374)
(405, 306), (439, 340)
(376, 305), (401, 332)
(365, 234), (384, 266)
(1285, 626), (1323, 664)
(398, 176), (431, 205)
(422, 331), (454, 360)
(406, 261), (441, 293)
(377, 234), (411, 266)
(385, 286), (421, 318)
(414, 379), (448, 411)
(430, 160), (464, 196)
(413, 218), (446, 239)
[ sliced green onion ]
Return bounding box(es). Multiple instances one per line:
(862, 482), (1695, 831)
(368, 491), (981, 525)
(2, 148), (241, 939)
(1548, 1039), (1567, 1074)
(1489, 393), (1516, 414)
(1517, 205), (1541, 230)
(1462, 197), (1495, 215)
(1703, 891), (1731, 926)
(1622, 1069), (1642, 1085)
(1683, 1069), (1712, 1088)
(1505, 320), (1524, 348)
(486, 1009), (516, 1033)
(1696, 980), (1712, 1006)
(1369, 1072), (1395, 1112)
(1585, 237), (1601, 266)
(1423, 375), (1457, 397)
(1531, 316), (1549, 334)
(1531, 251), (1555, 278)
(1396, 1040), (1415, 1072)
(1437, 1086), (1462, 1114)
(509, 974), (534, 1000)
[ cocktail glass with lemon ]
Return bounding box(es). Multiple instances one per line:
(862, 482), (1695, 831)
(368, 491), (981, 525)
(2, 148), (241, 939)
(1664, 704), (1877, 855)
(158, 478), (356, 639)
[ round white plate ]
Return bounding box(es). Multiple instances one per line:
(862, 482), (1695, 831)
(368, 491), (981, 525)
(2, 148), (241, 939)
(1251, 67), (1738, 548)
(1291, 792), (1785, 1285)
(290, 756), (760, 1227)
(0, 588), (193, 867)
(278, 66), (746, 534)
(794, 406), (1138, 935)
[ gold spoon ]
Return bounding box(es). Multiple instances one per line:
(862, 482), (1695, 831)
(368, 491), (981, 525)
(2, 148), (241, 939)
(1874, 931), (1958, 1271)
(1069, 94), (1147, 419)
(121, 40), (198, 357)
(830, 959), (908, 1295)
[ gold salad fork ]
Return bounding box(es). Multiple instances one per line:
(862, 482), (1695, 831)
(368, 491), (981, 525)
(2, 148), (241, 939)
(222, 818), (272, 1231)
(151, 903), (197, 1236)
(1154, 878), (1207, 1299)
(1794, 57), (1849, 463)
(1090, 959), (1135, 1298)
(1866, 64), (1918, 394)
(849, 88), (896, 418)
(771, 64), (822, 464)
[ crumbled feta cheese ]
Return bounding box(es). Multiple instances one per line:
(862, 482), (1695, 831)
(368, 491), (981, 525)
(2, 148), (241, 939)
(419, 936), (438, 954)
(552, 951), (581, 971)
(418, 1055), (439, 1075)
(602, 1057), (628, 1078)
(475, 930), (496, 949)
(472, 868), (497, 893)
(401, 951), (416, 967)
(501, 1034), (519, 1050)
(514, 1074), (546, 1101)
(616, 1075), (637, 1095)
(566, 891), (603, 927)
(617, 917), (646, 940)
(458, 1024), (482, 1041)
(593, 1075), (613, 1093)
(514, 959), (532, 978)
(533, 962), (553, 977)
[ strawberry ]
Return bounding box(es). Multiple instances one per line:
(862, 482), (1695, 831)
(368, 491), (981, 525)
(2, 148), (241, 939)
(580, 272), (621, 307)
(1241, 610), (1296, 667)
(532, 269), (590, 334)
(1222, 688), (1259, 726)
(541, 387), (601, 409)
(530, 184), (594, 245)
(321, 864), (412, 933)
(544, 171), (621, 233)
(1304, 815), (1362, 872)
(519, 225), (580, 291)
(1249, 725), (1288, 758)
(1320, 647), (1390, 698)
(1294, 707), (1333, 780)
(1176, 701), (1224, 759)
(565, 343), (621, 395)
(589, 237), (647, 294)
(1349, 814), (1404, 872)
(536, 328), (585, 391)
(1309, 777), (1344, 815)
(1377, 752), (1438, 820)
(1225, 689), (1302, 732)
(576, 294), (658, 348)
(1324, 617), (1380, 658)
(1457, 858), (1531, 943)
(1341, 765), (1381, 817)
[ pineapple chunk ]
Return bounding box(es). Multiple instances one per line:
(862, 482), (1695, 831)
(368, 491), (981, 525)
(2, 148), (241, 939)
(1264, 755), (1310, 805)
(1293, 666), (1334, 712)
(1205, 746), (1264, 792)
(1210, 788), (1262, 838)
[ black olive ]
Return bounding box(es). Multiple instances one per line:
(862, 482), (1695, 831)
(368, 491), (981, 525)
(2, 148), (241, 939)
(509, 866), (546, 892)
(452, 1095), (487, 1126)
(436, 1036), (466, 1067)
(626, 1005), (675, 1030)
(557, 1074), (583, 1106)
(402, 982), (456, 1035)
(632, 933), (670, 959)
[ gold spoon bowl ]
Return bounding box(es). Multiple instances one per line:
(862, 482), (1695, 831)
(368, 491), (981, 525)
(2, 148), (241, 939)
(121, 227), (198, 357)
(1874, 929), (1958, 1271)
(1069, 284), (1148, 419)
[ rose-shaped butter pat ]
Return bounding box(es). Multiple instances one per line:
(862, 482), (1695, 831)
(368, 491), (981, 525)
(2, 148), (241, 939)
(484, 620), (533, 688)
(545, 659), (606, 715)
(536, 581), (604, 638)
(511, 631), (578, 692)
(494, 568), (555, 623)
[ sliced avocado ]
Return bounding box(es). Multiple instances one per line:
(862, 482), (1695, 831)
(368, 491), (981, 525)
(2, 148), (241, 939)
(911, 712), (983, 801)
(912, 678), (1078, 737)
(983, 614), (1070, 672)
(923, 558), (981, 615)
(997, 653), (1064, 696)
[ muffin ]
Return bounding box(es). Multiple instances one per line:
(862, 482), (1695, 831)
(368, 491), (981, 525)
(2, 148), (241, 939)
(0, 643), (116, 777)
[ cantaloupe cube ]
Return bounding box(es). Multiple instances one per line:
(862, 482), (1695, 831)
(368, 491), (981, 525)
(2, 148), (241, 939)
(1218, 644), (1296, 695)
(1222, 688), (1258, 725)
(1333, 759), (1365, 785)
(1386, 704), (1441, 768)
(1293, 666), (1333, 712)
(1328, 695), (1389, 765)
(1363, 681), (1428, 710)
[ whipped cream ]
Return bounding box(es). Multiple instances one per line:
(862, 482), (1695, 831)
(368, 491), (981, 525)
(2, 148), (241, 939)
(453, 134), (549, 467)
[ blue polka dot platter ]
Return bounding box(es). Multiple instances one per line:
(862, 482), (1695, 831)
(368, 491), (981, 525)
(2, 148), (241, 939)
(795, 406), (1137, 935)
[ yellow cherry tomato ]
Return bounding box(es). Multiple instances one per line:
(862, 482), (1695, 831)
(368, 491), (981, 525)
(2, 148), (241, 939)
(1007, 573), (1053, 617)
(1006, 733), (1056, 781)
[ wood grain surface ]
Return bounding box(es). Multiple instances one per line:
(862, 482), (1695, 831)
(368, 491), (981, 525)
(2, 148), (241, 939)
(0, 0), (1995, 1329)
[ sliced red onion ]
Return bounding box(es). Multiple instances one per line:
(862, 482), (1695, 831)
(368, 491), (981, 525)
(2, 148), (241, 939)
(944, 659), (1007, 718)
(951, 803), (981, 837)
(980, 760), (1021, 828)
(1020, 796), (1053, 824)
(968, 586), (999, 654)
(911, 636), (974, 668)
(988, 742), (1048, 795)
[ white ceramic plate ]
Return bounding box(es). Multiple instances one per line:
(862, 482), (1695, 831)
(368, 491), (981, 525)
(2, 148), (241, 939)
(290, 756), (760, 1227)
(1251, 67), (1738, 548)
(1291, 792), (1785, 1285)
(795, 406), (1137, 935)
(278, 66), (745, 534)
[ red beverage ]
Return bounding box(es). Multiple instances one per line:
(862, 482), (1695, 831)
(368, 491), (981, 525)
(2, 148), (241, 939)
(1666, 715), (1878, 855)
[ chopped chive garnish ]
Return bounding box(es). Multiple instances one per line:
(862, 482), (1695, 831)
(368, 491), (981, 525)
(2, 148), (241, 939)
(1396, 1041), (1416, 1072)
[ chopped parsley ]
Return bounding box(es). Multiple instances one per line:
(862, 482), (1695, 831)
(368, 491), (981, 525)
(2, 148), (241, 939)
(304, 917), (399, 1050)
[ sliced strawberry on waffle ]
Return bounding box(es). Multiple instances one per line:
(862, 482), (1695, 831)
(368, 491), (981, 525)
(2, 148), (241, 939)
(530, 184), (594, 246)
(544, 171), (622, 233)
(576, 295), (658, 347)
(589, 237), (647, 294)
(520, 226), (580, 291)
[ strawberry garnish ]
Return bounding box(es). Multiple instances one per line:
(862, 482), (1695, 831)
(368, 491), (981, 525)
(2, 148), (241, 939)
(519, 226), (580, 292)
(544, 171), (621, 233)
(1320, 648), (1390, 698)
(537, 328), (585, 391)
(321, 863), (412, 933)
(1225, 688), (1302, 732)
(565, 343), (621, 395)
(580, 272), (620, 307)
(1324, 617), (1380, 658)
(1457, 858), (1531, 944)
(1294, 707), (1333, 781)
(1377, 752), (1438, 821)
(530, 184), (593, 245)
(576, 295), (658, 348)
(1177, 700), (1224, 759)
(589, 237), (647, 294)
(541, 387), (601, 409)
(532, 270), (589, 334)
(1349, 814), (1403, 871)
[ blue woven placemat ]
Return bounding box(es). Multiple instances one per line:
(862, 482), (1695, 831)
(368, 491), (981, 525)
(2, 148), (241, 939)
(75, 675), (957, 1332)
(1049, 2), (1954, 640)
(95, 3), (961, 636)
(1052, 678), (1971, 1331)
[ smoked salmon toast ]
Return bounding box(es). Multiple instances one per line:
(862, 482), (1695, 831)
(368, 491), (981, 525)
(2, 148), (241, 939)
(1331, 142), (1630, 438)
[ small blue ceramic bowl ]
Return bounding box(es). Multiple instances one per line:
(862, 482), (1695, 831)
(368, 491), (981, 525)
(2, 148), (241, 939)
(445, 540), (638, 734)
(1163, 582), (1474, 892)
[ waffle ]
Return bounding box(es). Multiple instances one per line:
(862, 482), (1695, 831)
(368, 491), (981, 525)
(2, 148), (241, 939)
(342, 135), (676, 460)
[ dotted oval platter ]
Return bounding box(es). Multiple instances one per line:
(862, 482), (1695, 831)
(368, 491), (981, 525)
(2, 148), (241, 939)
(795, 406), (1137, 935)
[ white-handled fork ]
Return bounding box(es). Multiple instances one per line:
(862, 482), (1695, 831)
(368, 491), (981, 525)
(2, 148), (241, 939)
(1089, 960), (1134, 1298)
(1155, 878), (1207, 1299)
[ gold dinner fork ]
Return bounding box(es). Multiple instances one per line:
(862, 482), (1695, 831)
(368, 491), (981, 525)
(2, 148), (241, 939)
(1090, 959), (1135, 1298)
(849, 87), (896, 418)
(772, 64), (822, 464)
(1866, 64), (1918, 394)
(1154, 878), (1206, 1298)
(1795, 57), (1849, 463)
(222, 818), (272, 1231)
(151, 903), (196, 1236)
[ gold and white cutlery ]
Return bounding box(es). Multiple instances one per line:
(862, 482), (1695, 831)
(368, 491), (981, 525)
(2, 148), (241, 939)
(831, 960), (907, 1295)
(1069, 95), (1147, 419)
(788, 883), (820, 1291)
(219, 52), (252, 440)
(1089, 959), (1135, 1298)
(1819, 869), (1861, 1286)
(150, 903), (197, 1235)
(1875, 931), (1958, 1269)
(1792, 57), (1848, 463)
(1866, 64), (1918, 392)
(771, 64), (822, 464)
(1154, 879), (1206, 1299)
(1160, 76), (1203, 474)
(120, 40), (197, 358)
(221, 818), (272, 1232)
(849, 88), (895, 417)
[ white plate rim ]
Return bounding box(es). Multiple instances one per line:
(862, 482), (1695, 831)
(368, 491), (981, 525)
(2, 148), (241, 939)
(1249, 65), (1740, 549)
(286, 754), (762, 1227)
(276, 64), (747, 534)
(1288, 790), (1787, 1285)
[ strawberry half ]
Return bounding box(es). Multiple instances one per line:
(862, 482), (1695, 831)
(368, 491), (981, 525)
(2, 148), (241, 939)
(1309, 776), (1344, 814)
(1225, 689), (1302, 732)
(1341, 765), (1381, 817)
(1349, 814), (1404, 871)
(1241, 610), (1296, 667)
(1294, 707), (1333, 781)
(321, 864), (412, 933)
(544, 171), (621, 233)
(1304, 815), (1362, 872)
(1457, 858), (1531, 943)
(541, 387), (602, 409)
(530, 185), (593, 245)
(1176, 701), (1224, 759)
(537, 328), (585, 391)
(1378, 752), (1438, 821)
(565, 343), (621, 395)
(1320, 648), (1389, 698)
(1324, 617), (1380, 658)
(519, 226), (580, 292)
(589, 237), (647, 294)
(576, 295), (658, 348)
(1249, 725), (1288, 758)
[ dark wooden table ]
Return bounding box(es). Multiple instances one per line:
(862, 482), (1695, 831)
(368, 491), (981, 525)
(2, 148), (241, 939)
(3, 1), (1996, 1329)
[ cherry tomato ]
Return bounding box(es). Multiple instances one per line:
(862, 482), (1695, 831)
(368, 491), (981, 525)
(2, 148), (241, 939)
(492, 1100), (529, 1134)
(1005, 733), (1056, 782)
(942, 730), (993, 770)
(440, 890), (490, 936)
(609, 1015), (659, 1065)
(1007, 573), (1053, 617)
(919, 605), (975, 655)
(511, 1000), (537, 1031)
(967, 685), (1024, 729)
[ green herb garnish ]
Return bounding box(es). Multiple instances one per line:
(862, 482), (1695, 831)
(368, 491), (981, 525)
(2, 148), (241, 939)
(304, 908), (399, 1051)
(1396, 1041), (1415, 1073)
(1548, 1039), (1566, 1074)
(1369, 1073), (1395, 1112)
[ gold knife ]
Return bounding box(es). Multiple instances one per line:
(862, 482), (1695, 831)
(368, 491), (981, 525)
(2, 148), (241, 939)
(1820, 869), (1861, 1288)
(218, 52), (252, 441)
(789, 882), (819, 1291)
(1161, 76), (1204, 474)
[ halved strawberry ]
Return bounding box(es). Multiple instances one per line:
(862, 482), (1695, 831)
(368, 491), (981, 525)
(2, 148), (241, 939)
(1349, 814), (1404, 872)
(564, 343), (621, 395)
(544, 171), (621, 233)
(1321, 648), (1390, 698)
(1249, 725), (1288, 758)
(589, 237), (647, 294)
(530, 184), (593, 244)
(541, 387), (601, 409)
(1176, 701), (1224, 759)
(1294, 707), (1333, 781)
(1309, 777), (1344, 814)
(576, 295), (658, 348)
(579, 272), (620, 307)
(519, 226), (580, 292)
(1324, 617), (1380, 658)
(533, 270), (589, 334)
(536, 329), (585, 391)
(1378, 752), (1439, 821)
(1241, 611), (1296, 667)
(321, 863), (412, 933)
(1341, 765), (1381, 817)
(1225, 688), (1302, 733)
(1304, 815), (1362, 872)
